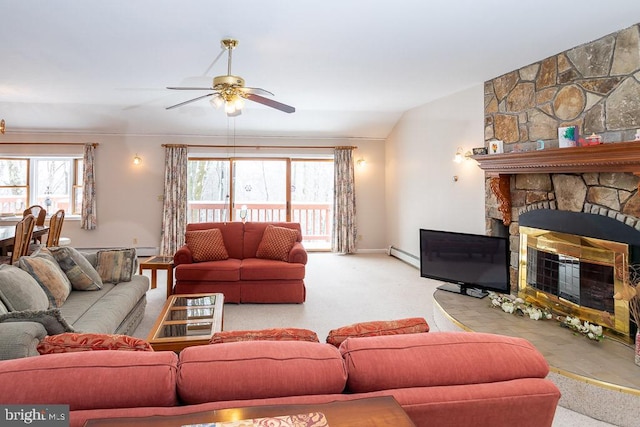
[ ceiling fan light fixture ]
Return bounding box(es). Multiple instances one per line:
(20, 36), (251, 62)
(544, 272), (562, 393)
(210, 94), (224, 109)
(233, 97), (244, 110)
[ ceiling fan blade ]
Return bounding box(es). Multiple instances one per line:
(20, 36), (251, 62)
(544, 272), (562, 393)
(245, 93), (295, 113)
(239, 87), (274, 97)
(166, 93), (214, 110)
(167, 86), (214, 90)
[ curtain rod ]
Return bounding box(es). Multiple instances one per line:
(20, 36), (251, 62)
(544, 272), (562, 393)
(162, 144), (357, 149)
(0, 142), (98, 147)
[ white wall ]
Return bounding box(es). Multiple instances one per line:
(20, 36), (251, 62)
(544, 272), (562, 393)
(384, 84), (486, 258)
(1, 133), (387, 252)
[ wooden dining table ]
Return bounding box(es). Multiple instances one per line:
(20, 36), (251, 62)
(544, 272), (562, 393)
(0, 224), (49, 256)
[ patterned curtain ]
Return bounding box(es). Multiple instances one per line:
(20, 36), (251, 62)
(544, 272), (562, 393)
(160, 145), (188, 256)
(332, 147), (357, 254)
(80, 143), (97, 230)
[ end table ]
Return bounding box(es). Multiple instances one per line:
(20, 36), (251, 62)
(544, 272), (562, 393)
(139, 255), (174, 299)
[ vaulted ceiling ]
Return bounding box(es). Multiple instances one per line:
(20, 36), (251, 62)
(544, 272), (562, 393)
(1, 1), (639, 140)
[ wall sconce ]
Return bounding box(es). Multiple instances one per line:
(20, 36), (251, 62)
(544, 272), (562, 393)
(357, 158), (367, 167)
(0, 119), (5, 134)
(453, 147), (472, 163)
(133, 154), (142, 165)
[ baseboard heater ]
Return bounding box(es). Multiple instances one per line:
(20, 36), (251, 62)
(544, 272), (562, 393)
(75, 247), (159, 257)
(388, 246), (419, 269)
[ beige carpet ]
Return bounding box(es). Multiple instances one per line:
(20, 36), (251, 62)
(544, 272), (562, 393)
(134, 252), (613, 427)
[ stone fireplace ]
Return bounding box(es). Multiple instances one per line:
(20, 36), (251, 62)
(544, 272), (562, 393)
(472, 145), (640, 342)
(477, 22), (640, 342)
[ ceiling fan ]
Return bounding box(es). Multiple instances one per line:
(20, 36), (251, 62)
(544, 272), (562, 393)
(166, 39), (295, 117)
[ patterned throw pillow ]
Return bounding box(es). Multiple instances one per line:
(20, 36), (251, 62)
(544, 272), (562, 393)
(49, 247), (103, 291)
(209, 328), (319, 344)
(0, 264), (50, 312)
(37, 332), (153, 354)
(185, 228), (229, 262)
(326, 317), (430, 347)
(18, 256), (72, 308)
(96, 248), (138, 283)
(0, 308), (75, 335)
(256, 225), (299, 262)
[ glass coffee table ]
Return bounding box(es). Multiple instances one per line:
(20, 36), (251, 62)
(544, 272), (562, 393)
(146, 293), (224, 352)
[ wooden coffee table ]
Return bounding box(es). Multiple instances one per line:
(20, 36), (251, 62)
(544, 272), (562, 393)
(146, 293), (224, 352)
(83, 395), (416, 426)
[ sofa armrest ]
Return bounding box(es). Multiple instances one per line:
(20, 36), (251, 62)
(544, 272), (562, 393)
(288, 242), (307, 265)
(0, 322), (47, 360)
(173, 245), (194, 266)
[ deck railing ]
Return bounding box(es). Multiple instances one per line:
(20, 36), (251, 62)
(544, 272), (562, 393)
(187, 201), (332, 246)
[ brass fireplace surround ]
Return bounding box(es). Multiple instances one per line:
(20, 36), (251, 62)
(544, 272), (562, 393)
(518, 226), (630, 341)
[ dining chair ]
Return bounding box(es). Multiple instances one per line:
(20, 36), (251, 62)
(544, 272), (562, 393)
(24, 205), (47, 244)
(0, 214), (35, 265)
(46, 209), (65, 247)
(23, 205), (46, 226)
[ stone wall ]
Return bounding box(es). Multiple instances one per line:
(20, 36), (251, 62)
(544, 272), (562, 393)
(485, 23), (640, 149)
(482, 23), (640, 292)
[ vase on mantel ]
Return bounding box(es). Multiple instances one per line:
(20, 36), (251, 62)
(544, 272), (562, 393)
(636, 331), (640, 366)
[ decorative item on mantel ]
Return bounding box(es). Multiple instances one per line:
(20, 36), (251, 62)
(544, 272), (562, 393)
(489, 139), (503, 154)
(472, 147), (488, 155)
(558, 126), (578, 148)
(614, 264), (640, 366)
(583, 133), (602, 146)
(635, 129), (640, 141)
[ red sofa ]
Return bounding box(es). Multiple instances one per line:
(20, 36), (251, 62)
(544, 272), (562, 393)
(173, 222), (307, 303)
(0, 332), (561, 427)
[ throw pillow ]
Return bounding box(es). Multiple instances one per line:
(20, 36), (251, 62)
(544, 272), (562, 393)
(185, 228), (229, 262)
(0, 264), (50, 311)
(256, 225), (299, 262)
(37, 332), (153, 354)
(326, 317), (430, 347)
(18, 256), (72, 308)
(50, 247), (103, 291)
(0, 309), (75, 335)
(209, 328), (319, 344)
(96, 248), (138, 283)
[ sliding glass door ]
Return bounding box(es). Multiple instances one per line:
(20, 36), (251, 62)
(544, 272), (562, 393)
(187, 157), (333, 250)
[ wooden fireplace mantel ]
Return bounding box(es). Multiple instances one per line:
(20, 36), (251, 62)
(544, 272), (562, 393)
(472, 140), (640, 175)
(472, 141), (640, 226)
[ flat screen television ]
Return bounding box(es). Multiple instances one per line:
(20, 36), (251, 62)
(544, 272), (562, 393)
(420, 228), (510, 298)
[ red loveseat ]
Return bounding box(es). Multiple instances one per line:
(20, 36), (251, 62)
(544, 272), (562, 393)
(173, 222), (307, 303)
(0, 332), (561, 427)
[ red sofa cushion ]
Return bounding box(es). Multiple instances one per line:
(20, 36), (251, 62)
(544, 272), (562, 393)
(37, 333), (153, 354)
(0, 351), (178, 410)
(240, 258), (306, 280)
(185, 228), (229, 262)
(175, 259), (242, 282)
(177, 341), (347, 404)
(340, 332), (550, 393)
(209, 328), (319, 344)
(326, 317), (430, 347)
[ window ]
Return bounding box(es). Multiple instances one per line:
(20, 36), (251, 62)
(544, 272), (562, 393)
(0, 157), (82, 216)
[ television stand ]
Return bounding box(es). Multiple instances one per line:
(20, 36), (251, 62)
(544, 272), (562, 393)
(437, 283), (488, 299)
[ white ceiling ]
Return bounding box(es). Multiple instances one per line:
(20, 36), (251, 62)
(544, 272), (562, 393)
(1, 1), (639, 140)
